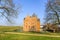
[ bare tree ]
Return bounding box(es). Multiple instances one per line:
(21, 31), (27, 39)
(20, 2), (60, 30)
(45, 0), (60, 24)
(0, 0), (19, 23)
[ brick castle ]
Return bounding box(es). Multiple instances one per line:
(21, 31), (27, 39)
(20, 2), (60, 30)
(23, 14), (40, 32)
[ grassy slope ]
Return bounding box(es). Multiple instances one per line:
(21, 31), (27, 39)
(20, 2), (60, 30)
(0, 33), (60, 40)
(0, 26), (60, 40)
(0, 26), (23, 32)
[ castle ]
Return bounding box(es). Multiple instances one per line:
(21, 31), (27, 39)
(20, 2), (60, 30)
(23, 14), (40, 32)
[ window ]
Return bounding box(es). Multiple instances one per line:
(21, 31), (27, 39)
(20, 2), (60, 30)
(24, 18), (25, 20)
(25, 25), (27, 28)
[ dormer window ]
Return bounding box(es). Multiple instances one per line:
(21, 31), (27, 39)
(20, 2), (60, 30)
(24, 18), (25, 20)
(37, 19), (40, 21)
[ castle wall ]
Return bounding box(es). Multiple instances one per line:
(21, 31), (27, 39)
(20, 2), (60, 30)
(23, 15), (40, 32)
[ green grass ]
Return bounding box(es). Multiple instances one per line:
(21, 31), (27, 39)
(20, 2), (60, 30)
(0, 26), (60, 40)
(0, 26), (23, 32)
(0, 33), (60, 40)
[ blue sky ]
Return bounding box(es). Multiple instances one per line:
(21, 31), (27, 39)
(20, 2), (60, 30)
(0, 0), (48, 26)
(15, 0), (48, 26)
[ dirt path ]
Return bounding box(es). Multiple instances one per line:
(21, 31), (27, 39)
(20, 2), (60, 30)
(5, 32), (60, 37)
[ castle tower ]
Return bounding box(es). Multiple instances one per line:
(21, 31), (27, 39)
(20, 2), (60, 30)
(23, 13), (40, 32)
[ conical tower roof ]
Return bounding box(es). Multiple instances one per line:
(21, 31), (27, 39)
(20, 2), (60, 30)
(32, 13), (37, 17)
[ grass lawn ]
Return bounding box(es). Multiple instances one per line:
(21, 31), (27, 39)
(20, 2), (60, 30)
(0, 33), (60, 40)
(0, 26), (60, 40)
(0, 26), (23, 32)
